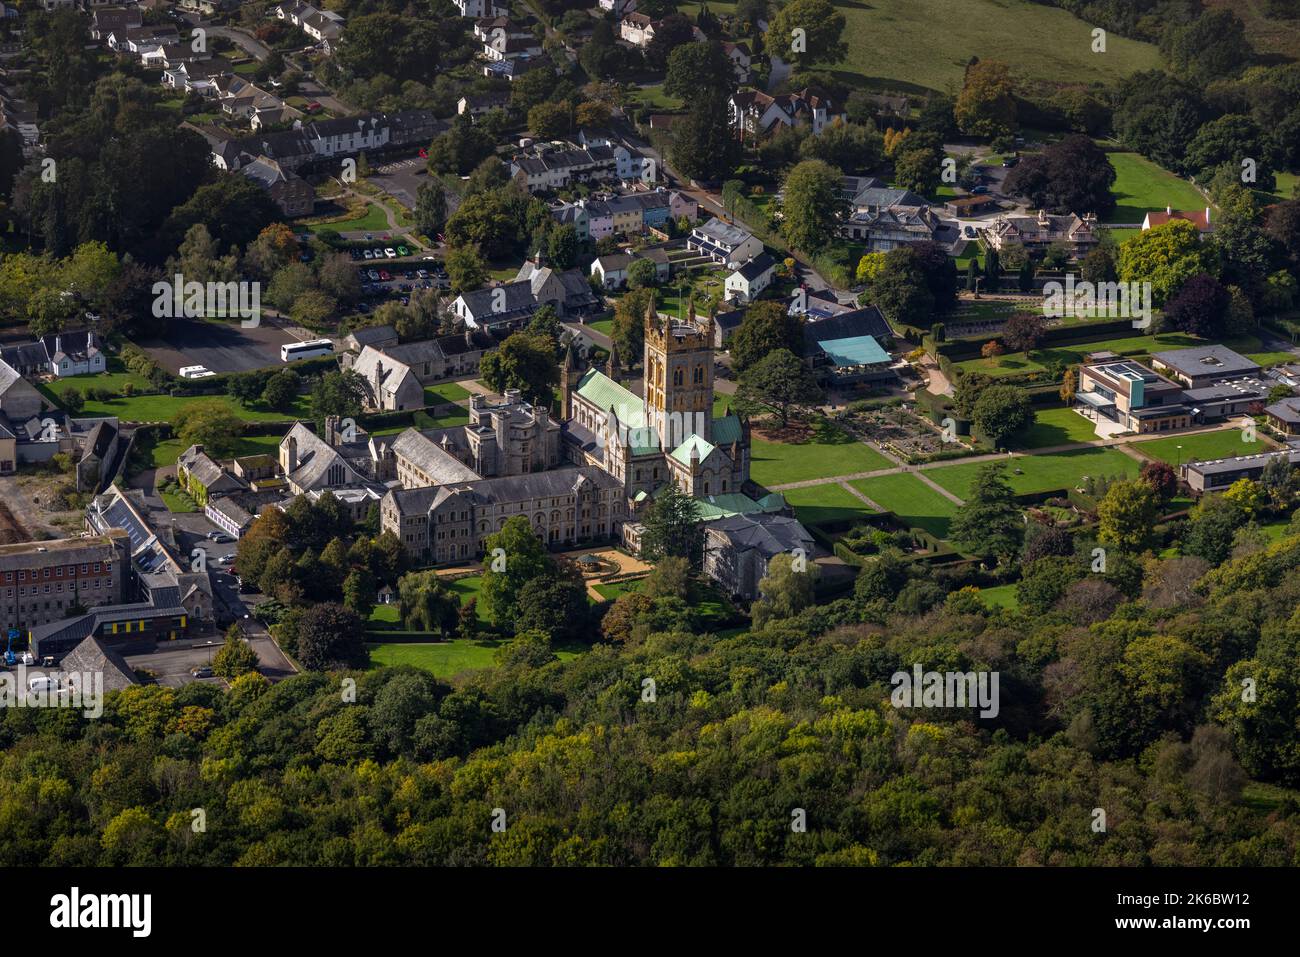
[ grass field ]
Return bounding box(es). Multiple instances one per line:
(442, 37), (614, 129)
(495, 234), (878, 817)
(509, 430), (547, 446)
(926, 447), (1140, 500)
(976, 583), (1021, 610)
(1015, 407), (1100, 449)
(366, 640), (502, 676)
(148, 433), (285, 468)
(850, 472), (958, 538)
(750, 421), (891, 486)
(782, 482), (876, 527)
(1106, 152), (1209, 224)
(588, 319), (613, 337)
(65, 390), (312, 424)
(794, 0), (1160, 94)
(1135, 429), (1271, 466)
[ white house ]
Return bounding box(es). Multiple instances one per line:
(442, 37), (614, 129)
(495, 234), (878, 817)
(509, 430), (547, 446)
(729, 87), (846, 140)
(598, 0), (636, 14)
(688, 218), (764, 269)
(591, 254), (633, 290)
(454, 0), (508, 17)
(725, 253), (777, 304)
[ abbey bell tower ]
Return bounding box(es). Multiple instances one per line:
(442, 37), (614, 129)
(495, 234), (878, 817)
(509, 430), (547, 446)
(642, 297), (715, 450)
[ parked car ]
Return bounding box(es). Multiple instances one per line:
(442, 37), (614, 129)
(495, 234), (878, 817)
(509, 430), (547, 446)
(384, 248), (397, 259)
(363, 248), (374, 260)
(368, 270), (380, 281)
(397, 245), (409, 257)
(971, 186), (989, 194)
(1001, 156), (1019, 168)
(191, 666), (214, 679)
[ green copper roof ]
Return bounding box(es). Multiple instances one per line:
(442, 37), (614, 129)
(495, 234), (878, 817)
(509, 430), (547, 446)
(692, 492), (777, 521)
(712, 414), (743, 446)
(670, 434), (717, 466)
(575, 369), (661, 453)
(575, 369), (644, 426)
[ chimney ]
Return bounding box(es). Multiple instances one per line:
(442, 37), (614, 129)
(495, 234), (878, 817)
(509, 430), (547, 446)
(286, 435), (298, 473)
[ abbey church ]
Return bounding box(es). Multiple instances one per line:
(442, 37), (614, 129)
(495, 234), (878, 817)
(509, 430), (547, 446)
(380, 299), (789, 564)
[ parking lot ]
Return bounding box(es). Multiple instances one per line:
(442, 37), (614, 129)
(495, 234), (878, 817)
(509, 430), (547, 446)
(353, 258), (449, 310)
(126, 635), (294, 687)
(133, 318), (298, 375)
(368, 158), (429, 210)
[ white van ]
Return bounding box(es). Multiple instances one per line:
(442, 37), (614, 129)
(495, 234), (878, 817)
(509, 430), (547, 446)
(28, 674), (58, 694)
(179, 365), (212, 379)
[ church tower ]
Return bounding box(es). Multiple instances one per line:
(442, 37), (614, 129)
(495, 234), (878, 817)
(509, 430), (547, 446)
(642, 296), (714, 450)
(560, 339), (582, 421)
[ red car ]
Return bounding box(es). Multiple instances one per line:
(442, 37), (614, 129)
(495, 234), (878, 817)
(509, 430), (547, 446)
(379, 270), (391, 281)
(305, 102), (322, 113)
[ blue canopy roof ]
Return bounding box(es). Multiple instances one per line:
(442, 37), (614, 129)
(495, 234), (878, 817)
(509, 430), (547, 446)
(818, 334), (889, 367)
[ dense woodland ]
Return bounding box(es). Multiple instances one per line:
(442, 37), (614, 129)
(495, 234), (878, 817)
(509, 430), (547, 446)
(3, 506), (1300, 865)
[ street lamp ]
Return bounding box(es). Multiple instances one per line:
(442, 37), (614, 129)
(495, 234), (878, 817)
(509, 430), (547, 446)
(1176, 445), (1183, 469)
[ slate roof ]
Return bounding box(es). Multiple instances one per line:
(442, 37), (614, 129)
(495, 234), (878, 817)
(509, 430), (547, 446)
(390, 428), (480, 484)
(731, 252), (776, 282)
(58, 635), (139, 691)
(707, 512), (814, 557)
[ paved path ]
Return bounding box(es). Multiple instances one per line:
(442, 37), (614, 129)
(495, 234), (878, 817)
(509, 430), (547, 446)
(840, 481), (883, 511)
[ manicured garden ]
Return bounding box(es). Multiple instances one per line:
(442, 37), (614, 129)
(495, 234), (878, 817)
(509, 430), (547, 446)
(306, 203), (390, 235)
(850, 472), (959, 539)
(423, 381), (471, 406)
(1135, 429), (1271, 466)
(925, 447), (1140, 500)
(782, 482), (876, 527)
(37, 358), (152, 402)
(366, 640), (503, 676)
(1015, 406), (1101, 449)
(750, 420), (892, 486)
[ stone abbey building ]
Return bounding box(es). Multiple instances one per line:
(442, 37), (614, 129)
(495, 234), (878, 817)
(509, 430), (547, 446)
(380, 301), (779, 564)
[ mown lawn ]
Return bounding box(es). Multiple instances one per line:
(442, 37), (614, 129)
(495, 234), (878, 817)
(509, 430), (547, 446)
(1106, 152), (1210, 224)
(1135, 429), (1271, 466)
(977, 583), (1020, 610)
(782, 482), (876, 527)
(160, 487), (198, 513)
(423, 381), (470, 405)
(925, 447), (1140, 500)
(366, 640), (502, 676)
(70, 391), (312, 424)
(850, 472), (958, 538)
(751, 420), (892, 486)
(1015, 407), (1100, 449)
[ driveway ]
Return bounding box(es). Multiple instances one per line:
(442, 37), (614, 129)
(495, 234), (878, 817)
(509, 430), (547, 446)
(206, 25), (270, 61)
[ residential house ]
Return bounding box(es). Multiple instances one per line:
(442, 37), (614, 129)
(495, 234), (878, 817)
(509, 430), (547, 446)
(1142, 206), (1213, 237)
(724, 252), (777, 303)
(687, 218), (764, 268)
(1, 332), (105, 378)
(591, 253), (633, 290)
(721, 40), (752, 83)
(982, 211), (1099, 259)
(176, 445), (245, 506)
(728, 87), (846, 140)
(344, 325), (400, 353)
(598, 0), (637, 14)
(90, 7), (142, 41)
(451, 256), (601, 330)
(275, 2), (344, 45)
(458, 92), (511, 118)
(454, 0), (508, 17)
(511, 145), (621, 192)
